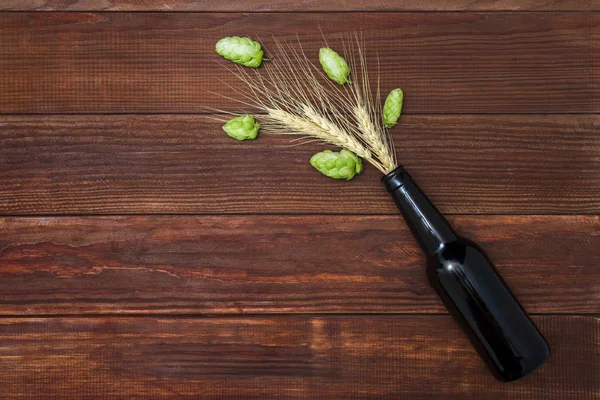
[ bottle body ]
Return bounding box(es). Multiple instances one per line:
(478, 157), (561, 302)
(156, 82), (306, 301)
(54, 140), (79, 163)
(425, 238), (549, 381)
(382, 166), (549, 381)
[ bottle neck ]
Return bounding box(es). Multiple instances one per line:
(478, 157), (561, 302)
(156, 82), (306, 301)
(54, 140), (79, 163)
(382, 166), (457, 255)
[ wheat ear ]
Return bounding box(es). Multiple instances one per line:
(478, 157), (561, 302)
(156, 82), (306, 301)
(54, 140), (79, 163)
(344, 33), (397, 173)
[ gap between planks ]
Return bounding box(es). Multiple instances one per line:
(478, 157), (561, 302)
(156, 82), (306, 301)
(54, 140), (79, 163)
(0, 312), (595, 319)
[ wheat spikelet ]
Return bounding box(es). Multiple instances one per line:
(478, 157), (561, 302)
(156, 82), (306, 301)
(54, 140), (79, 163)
(300, 105), (372, 159)
(217, 35), (398, 175)
(263, 106), (373, 159)
(344, 32), (397, 173)
(353, 103), (395, 172)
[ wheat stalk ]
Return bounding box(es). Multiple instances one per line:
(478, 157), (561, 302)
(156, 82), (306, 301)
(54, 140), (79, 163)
(217, 35), (398, 175)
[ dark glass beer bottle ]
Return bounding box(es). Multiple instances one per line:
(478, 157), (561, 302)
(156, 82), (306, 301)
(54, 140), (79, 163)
(382, 166), (549, 381)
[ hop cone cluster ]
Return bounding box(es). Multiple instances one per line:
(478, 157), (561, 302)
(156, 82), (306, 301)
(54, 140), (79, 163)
(383, 88), (404, 128)
(215, 35), (402, 176)
(310, 149), (363, 180)
(319, 48), (351, 85)
(216, 37), (264, 68)
(222, 115), (260, 140)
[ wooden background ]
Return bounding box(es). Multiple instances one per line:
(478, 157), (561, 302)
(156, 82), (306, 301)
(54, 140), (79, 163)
(1, 1), (599, 398)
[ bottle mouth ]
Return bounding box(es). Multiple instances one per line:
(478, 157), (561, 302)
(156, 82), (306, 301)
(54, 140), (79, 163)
(381, 165), (406, 191)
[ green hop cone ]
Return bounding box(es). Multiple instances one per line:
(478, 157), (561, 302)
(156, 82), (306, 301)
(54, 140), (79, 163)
(222, 115), (260, 141)
(383, 88), (404, 128)
(215, 36), (264, 68)
(310, 149), (363, 180)
(319, 48), (351, 85)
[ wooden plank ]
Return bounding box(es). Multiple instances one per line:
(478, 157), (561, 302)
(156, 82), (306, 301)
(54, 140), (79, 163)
(0, 315), (596, 398)
(1, 114), (598, 215)
(3, 0), (600, 11)
(0, 215), (597, 315)
(0, 12), (598, 114)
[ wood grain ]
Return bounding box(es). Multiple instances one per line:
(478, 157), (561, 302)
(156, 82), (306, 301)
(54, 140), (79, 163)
(0, 215), (597, 315)
(2, 114), (598, 215)
(1, 12), (598, 114)
(0, 315), (596, 398)
(3, 0), (600, 11)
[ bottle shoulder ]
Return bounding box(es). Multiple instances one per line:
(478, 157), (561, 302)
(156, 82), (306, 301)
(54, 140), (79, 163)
(426, 238), (491, 274)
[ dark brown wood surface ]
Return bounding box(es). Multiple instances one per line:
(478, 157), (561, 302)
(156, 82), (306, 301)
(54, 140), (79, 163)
(0, 215), (597, 315)
(2, 115), (599, 215)
(0, 3), (598, 399)
(4, 0), (600, 11)
(1, 13), (599, 114)
(0, 316), (597, 399)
